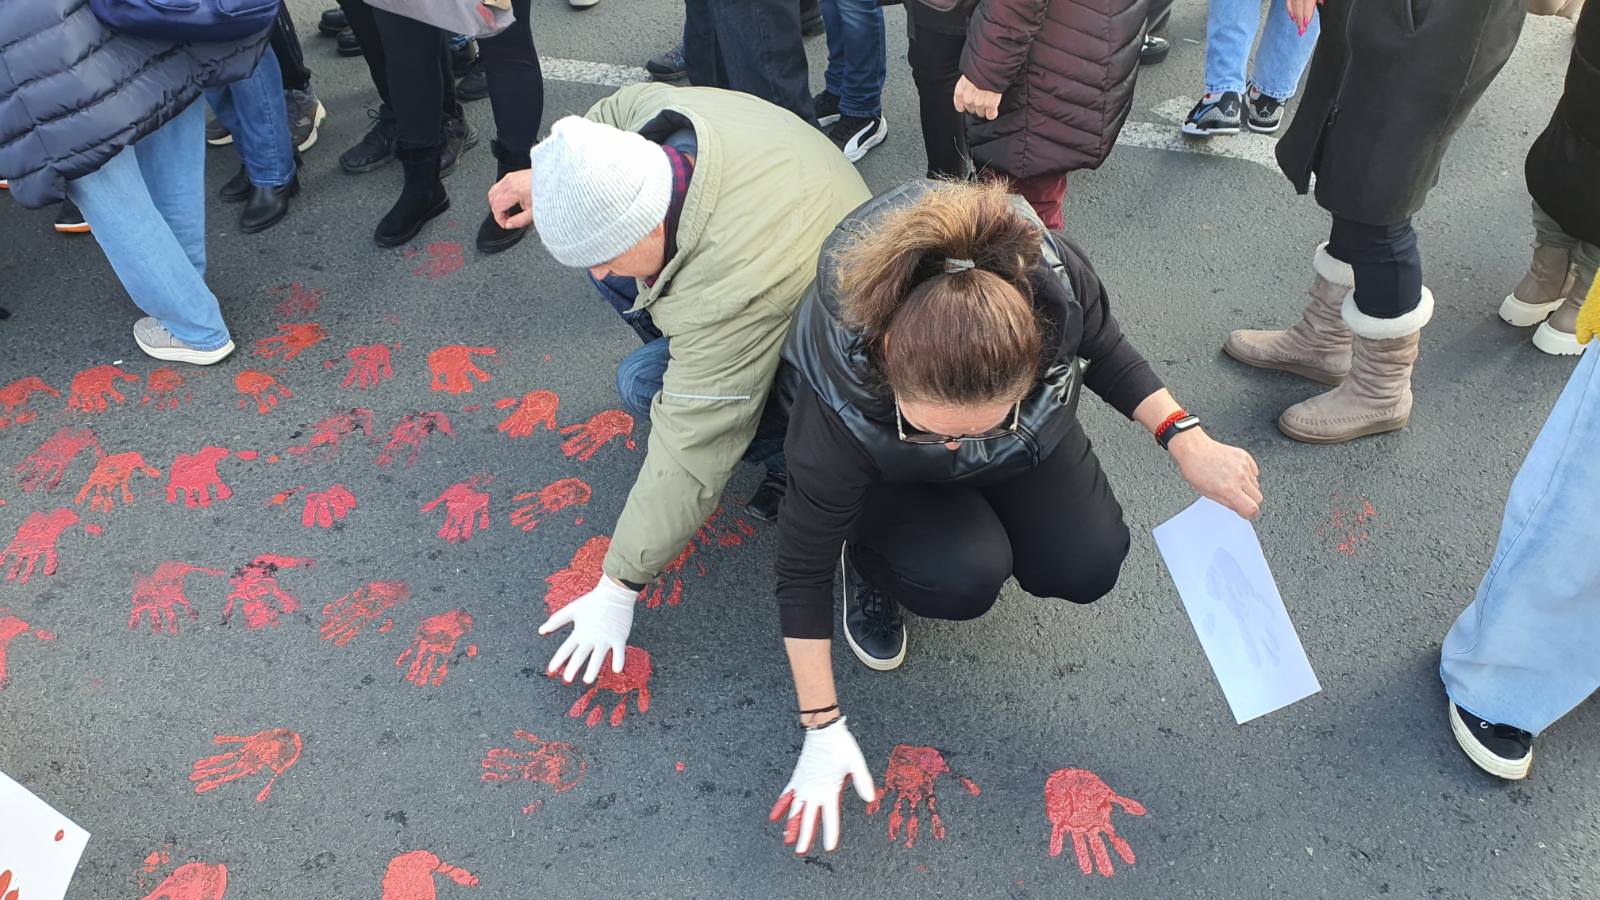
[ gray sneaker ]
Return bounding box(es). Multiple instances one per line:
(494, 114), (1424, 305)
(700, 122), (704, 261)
(287, 89), (327, 153)
(133, 317), (235, 366)
(206, 114), (233, 146)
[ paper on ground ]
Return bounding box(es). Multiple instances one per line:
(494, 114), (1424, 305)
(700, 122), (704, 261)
(0, 770), (91, 900)
(1153, 498), (1321, 724)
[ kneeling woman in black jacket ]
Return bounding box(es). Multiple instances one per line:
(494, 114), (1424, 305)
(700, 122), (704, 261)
(769, 180), (1262, 854)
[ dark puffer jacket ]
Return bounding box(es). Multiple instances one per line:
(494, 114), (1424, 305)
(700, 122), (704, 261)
(960, 0), (1147, 179)
(1527, 1), (1599, 246)
(0, 0), (267, 209)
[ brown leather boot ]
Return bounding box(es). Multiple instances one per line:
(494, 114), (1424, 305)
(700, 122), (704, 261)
(1224, 243), (1354, 385)
(1278, 288), (1433, 444)
(1531, 275), (1592, 356)
(1499, 243), (1575, 327)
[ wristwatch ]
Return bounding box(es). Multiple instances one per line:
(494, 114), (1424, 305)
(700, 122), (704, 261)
(1157, 414), (1201, 450)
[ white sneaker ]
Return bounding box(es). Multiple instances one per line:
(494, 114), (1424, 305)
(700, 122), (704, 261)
(133, 317), (236, 365)
(569, 0), (600, 7)
(827, 115), (889, 164)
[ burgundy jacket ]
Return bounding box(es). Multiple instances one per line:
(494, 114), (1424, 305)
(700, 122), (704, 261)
(960, 0), (1146, 179)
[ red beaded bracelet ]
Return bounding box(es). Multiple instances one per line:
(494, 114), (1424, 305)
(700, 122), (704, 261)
(1154, 409), (1189, 444)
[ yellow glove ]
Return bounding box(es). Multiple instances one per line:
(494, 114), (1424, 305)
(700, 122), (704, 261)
(1577, 277), (1600, 346)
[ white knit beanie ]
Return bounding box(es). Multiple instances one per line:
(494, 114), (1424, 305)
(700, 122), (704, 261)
(530, 116), (674, 268)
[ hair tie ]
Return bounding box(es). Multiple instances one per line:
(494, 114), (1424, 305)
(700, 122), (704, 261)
(943, 257), (976, 274)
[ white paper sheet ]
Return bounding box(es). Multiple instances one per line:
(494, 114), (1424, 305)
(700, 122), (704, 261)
(1153, 498), (1321, 724)
(0, 771), (91, 900)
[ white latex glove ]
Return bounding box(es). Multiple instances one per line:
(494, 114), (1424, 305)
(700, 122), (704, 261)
(769, 717), (876, 855)
(538, 574), (638, 684)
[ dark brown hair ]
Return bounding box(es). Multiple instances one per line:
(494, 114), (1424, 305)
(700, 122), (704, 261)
(836, 180), (1043, 406)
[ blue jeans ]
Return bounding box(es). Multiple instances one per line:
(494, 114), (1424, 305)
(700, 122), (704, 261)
(821, 0), (886, 119)
(66, 102), (232, 352)
(589, 274), (787, 472)
(206, 48), (296, 188)
(1203, 0), (1320, 100)
(1440, 344), (1600, 735)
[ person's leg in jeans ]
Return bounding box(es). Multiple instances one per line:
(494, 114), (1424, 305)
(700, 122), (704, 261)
(684, 0), (813, 124)
(1201, 0), (1261, 97)
(907, 17), (969, 178)
(822, 0), (886, 119)
(477, 0), (543, 253)
(1441, 345), (1600, 743)
(67, 101), (232, 354)
(1247, 0), (1319, 101)
(207, 49), (296, 190)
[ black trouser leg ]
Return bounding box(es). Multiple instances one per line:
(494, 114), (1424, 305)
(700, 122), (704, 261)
(368, 9), (450, 150)
(271, 6), (313, 92)
(1327, 216), (1423, 319)
(683, 0), (813, 124)
(336, 0), (390, 107)
(479, 0), (543, 154)
(1146, 0), (1174, 34)
(907, 22), (969, 179)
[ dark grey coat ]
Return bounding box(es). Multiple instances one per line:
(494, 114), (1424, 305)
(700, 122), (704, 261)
(0, 0), (267, 209)
(1276, 0), (1526, 225)
(1527, 0), (1599, 246)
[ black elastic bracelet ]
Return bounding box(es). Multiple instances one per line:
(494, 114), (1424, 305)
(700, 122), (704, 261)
(804, 714), (843, 731)
(798, 703), (838, 716)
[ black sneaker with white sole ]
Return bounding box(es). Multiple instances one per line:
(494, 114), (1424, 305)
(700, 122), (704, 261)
(1449, 701), (1533, 780)
(841, 544), (906, 671)
(1181, 91), (1242, 137)
(1245, 87), (1285, 134)
(827, 115), (888, 163)
(814, 90), (841, 127)
(54, 199), (90, 234)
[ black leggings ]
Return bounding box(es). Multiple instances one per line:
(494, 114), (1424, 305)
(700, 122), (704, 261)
(850, 424), (1130, 621)
(478, 0), (543, 155)
(1327, 215), (1423, 319)
(336, 0), (459, 149)
(906, 18), (968, 179)
(270, 5), (312, 92)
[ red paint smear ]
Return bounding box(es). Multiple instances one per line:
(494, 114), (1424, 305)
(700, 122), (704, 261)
(1044, 768), (1145, 877)
(300, 484), (357, 528)
(253, 322), (329, 361)
(380, 851), (478, 899)
(1316, 493), (1379, 557)
(1, 508), (80, 584)
(341, 343), (396, 391)
(166, 447), (233, 509)
(129, 562), (225, 635)
(543, 536), (610, 617)
(0, 375), (59, 415)
(560, 410), (636, 461)
(141, 367), (190, 412)
(223, 554), (314, 630)
(427, 345), (495, 394)
(462, 404), (481, 413)
(421, 474), (492, 543)
(142, 849), (169, 874)
(236, 450), (260, 462)
(675, 762), (686, 773)
(54, 829), (64, 841)
(272, 282), (324, 319)
(190, 729), (301, 803)
(139, 862), (229, 900)
(410, 241), (466, 281)
(396, 609), (475, 687)
(66, 364), (139, 413)
(16, 426), (103, 493)
(84, 523), (104, 536)
(375, 412), (453, 468)
(234, 370), (292, 414)
(644, 505), (754, 610)
(543, 355), (552, 362)
(495, 390), (559, 440)
(286, 409), (374, 461)
(481, 729), (587, 812)
(510, 478), (592, 532)
(320, 581), (410, 647)
(566, 645), (651, 727)
(866, 744), (981, 849)
(74, 451), (160, 513)
(0, 610), (53, 689)
(267, 455), (279, 464)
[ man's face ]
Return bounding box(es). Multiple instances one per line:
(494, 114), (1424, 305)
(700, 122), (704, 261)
(587, 222), (668, 281)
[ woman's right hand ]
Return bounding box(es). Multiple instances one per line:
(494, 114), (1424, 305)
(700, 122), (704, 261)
(770, 717), (877, 855)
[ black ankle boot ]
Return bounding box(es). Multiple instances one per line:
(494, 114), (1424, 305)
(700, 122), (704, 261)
(375, 146), (449, 248)
(241, 174), (299, 234)
(477, 139), (529, 255)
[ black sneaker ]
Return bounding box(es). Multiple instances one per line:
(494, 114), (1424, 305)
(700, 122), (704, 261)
(1139, 34), (1170, 66)
(744, 470), (788, 522)
(1245, 86), (1285, 134)
(813, 90), (841, 127)
(1449, 701), (1533, 780)
(318, 7), (346, 36)
(801, 0), (825, 37)
(841, 544), (906, 671)
(336, 27), (362, 57)
(341, 108), (397, 174)
(827, 115), (888, 163)
(457, 58), (489, 102)
(441, 117), (479, 177)
(54, 200), (90, 234)
(645, 41), (687, 82)
(1181, 91), (1242, 137)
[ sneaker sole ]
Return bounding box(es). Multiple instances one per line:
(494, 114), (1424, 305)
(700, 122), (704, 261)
(1531, 322), (1586, 356)
(341, 153), (394, 175)
(1246, 119), (1282, 134)
(53, 222), (91, 234)
(1277, 412), (1408, 444)
(1498, 294), (1564, 327)
(135, 335), (236, 366)
(206, 133), (234, 147)
(841, 121), (888, 163)
(1181, 123), (1241, 137)
(295, 102), (328, 153)
(1448, 701), (1532, 780)
(839, 546), (907, 672)
(817, 113), (842, 127)
(1221, 340), (1347, 386)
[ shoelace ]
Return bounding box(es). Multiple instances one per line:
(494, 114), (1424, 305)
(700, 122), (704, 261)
(856, 582), (901, 641)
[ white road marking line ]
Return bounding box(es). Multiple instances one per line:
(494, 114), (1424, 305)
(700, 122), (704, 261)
(543, 57), (651, 87)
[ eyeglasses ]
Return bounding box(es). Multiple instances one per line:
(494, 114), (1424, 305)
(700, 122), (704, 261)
(895, 399), (1023, 445)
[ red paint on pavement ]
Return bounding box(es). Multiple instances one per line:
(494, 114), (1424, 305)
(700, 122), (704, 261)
(253, 322), (328, 361)
(234, 371), (292, 414)
(644, 505), (755, 609)
(409, 241), (467, 281)
(510, 478), (591, 532)
(494, 390), (559, 439)
(341, 343), (396, 390)
(1044, 768), (1145, 877)
(190, 728), (302, 803)
(301, 484), (357, 528)
(0, 609), (54, 689)
(129, 562), (225, 635)
(142, 366), (191, 412)
(1317, 492), (1379, 557)
(139, 861), (229, 899)
(396, 609), (476, 687)
(321, 581), (410, 646)
(223, 555), (314, 629)
(543, 536), (610, 616)
(422, 474), (491, 543)
(1, 508), (79, 583)
(272, 282), (324, 319)
(867, 745), (981, 849)
(560, 410), (636, 461)
(375, 412), (453, 468)
(286, 408), (374, 461)
(380, 850), (477, 900)
(480, 730), (587, 812)
(566, 645), (651, 727)
(166, 447), (232, 508)
(66, 364), (138, 413)
(0, 376), (59, 416)
(75, 451), (161, 513)
(427, 345), (495, 394)
(15, 427), (103, 492)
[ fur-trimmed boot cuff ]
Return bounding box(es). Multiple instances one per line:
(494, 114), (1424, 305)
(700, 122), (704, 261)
(1342, 287), (1434, 340)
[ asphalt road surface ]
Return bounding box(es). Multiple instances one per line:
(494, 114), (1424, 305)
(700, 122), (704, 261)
(1, 5), (1594, 898)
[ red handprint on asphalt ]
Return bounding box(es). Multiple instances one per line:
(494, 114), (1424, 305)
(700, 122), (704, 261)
(866, 745), (981, 849)
(396, 609), (477, 686)
(427, 345), (495, 394)
(481, 730), (587, 814)
(272, 281), (324, 318)
(421, 474), (491, 543)
(141, 367), (191, 411)
(380, 850), (478, 900)
(0, 608), (55, 689)
(2, 508), (79, 584)
(76, 451), (161, 513)
(375, 412), (453, 467)
(286, 408), (374, 461)
(15, 426), (103, 493)
(189, 728), (302, 803)
(566, 645), (651, 727)
(1044, 768), (1147, 877)
(543, 536), (610, 616)
(253, 322), (328, 361)
(340, 343), (396, 390)
(66, 364), (139, 413)
(494, 390), (560, 439)
(301, 484), (357, 528)
(320, 580), (410, 646)
(223, 554), (313, 629)
(0, 375), (59, 417)
(234, 370), (292, 414)
(510, 478), (591, 532)
(129, 562), (225, 635)
(166, 446), (232, 508)
(140, 862), (229, 900)
(644, 505), (754, 609)
(560, 410), (637, 461)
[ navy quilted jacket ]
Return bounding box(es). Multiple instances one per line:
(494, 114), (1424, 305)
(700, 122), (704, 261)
(0, 0), (266, 209)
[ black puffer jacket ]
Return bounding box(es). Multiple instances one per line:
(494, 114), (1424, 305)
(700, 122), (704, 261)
(1527, 1), (1599, 246)
(0, 0), (267, 209)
